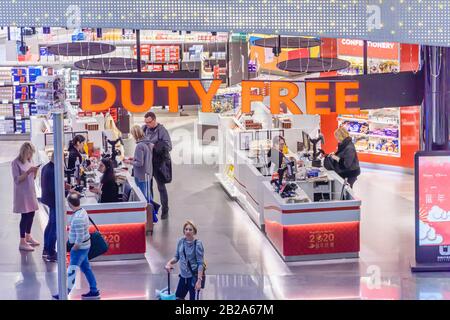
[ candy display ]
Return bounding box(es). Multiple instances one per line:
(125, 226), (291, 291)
(338, 108), (401, 157)
(369, 59), (400, 74)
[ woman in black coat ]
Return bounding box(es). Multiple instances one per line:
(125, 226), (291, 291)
(328, 127), (361, 188)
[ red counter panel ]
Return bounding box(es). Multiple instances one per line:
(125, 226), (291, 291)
(265, 220), (360, 257)
(89, 223), (146, 256)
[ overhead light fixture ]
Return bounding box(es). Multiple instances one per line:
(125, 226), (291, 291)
(272, 35), (282, 57)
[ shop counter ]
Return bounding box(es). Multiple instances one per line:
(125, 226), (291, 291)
(233, 149), (271, 229)
(67, 171), (148, 261)
(263, 171), (361, 262)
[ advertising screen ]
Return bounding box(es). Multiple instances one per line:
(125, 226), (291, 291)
(418, 155), (450, 246)
(415, 151), (450, 264)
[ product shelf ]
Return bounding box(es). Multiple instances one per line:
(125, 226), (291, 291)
(348, 131), (399, 140)
(337, 117), (369, 123)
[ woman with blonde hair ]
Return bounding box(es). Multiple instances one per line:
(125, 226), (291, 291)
(327, 126), (361, 188)
(124, 125), (154, 200)
(11, 142), (40, 251)
(165, 220), (205, 300)
(124, 125), (158, 228)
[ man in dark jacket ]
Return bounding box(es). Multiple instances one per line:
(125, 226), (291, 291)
(41, 153), (72, 261)
(142, 112), (172, 219)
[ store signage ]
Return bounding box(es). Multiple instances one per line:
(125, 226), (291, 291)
(338, 39), (400, 60)
(80, 71), (202, 113)
(81, 70), (423, 114)
(414, 151), (450, 268)
(81, 72), (360, 115)
(241, 81), (360, 115)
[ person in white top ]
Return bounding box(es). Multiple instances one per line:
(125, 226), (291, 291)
(53, 193), (100, 300)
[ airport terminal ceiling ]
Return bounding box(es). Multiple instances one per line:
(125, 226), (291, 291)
(0, 0), (449, 47)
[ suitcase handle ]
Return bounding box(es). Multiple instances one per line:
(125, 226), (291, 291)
(167, 271), (171, 295)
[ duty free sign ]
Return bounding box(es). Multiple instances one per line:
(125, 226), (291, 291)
(80, 71), (424, 115)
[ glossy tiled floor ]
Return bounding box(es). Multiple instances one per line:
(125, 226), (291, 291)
(1, 112), (449, 300)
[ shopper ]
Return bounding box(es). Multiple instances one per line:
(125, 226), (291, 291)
(142, 112), (172, 219)
(67, 134), (86, 171)
(328, 127), (361, 188)
(165, 221), (205, 300)
(41, 152), (73, 262)
(90, 158), (120, 203)
(125, 125), (153, 201)
(11, 142), (40, 252)
(53, 193), (100, 300)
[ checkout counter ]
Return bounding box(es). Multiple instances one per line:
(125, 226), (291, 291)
(34, 127), (148, 261)
(217, 114), (361, 262)
(263, 169), (361, 262)
(66, 167), (148, 261)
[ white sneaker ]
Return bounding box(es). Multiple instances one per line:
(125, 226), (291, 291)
(19, 243), (35, 251)
(26, 238), (40, 246)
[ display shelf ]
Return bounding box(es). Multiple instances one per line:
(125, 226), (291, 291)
(337, 117), (368, 123)
(367, 118), (400, 125)
(349, 131), (399, 140)
(39, 40), (229, 46)
(357, 149), (401, 157)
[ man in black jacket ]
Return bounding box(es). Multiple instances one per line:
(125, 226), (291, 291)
(41, 153), (72, 262)
(142, 112), (172, 219)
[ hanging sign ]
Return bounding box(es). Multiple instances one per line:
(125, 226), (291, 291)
(80, 71), (423, 115)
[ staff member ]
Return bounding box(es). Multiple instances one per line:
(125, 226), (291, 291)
(267, 135), (287, 173)
(90, 159), (120, 203)
(67, 134), (86, 171)
(142, 112), (172, 220)
(328, 127), (361, 188)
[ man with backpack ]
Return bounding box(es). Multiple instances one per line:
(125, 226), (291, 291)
(142, 112), (172, 220)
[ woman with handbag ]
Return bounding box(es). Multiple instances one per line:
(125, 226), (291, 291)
(165, 221), (205, 300)
(53, 193), (100, 300)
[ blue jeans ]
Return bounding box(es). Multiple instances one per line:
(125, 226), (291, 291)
(67, 248), (98, 292)
(135, 178), (150, 203)
(175, 276), (197, 300)
(43, 207), (57, 255)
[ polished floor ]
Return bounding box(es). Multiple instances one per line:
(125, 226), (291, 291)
(1, 111), (449, 300)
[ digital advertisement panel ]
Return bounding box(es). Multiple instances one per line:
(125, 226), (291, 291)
(415, 152), (450, 264)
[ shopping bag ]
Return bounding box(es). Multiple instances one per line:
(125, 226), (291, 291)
(66, 216), (108, 260)
(87, 228), (108, 260)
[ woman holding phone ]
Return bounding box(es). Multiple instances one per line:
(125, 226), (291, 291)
(11, 142), (40, 251)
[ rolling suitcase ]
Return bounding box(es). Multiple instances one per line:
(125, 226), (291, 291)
(159, 272), (176, 300)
